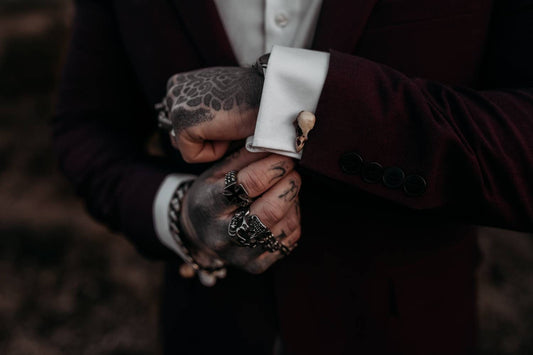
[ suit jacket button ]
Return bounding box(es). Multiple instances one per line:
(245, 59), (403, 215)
(403, 175), (427, 196)
(339, 152), (363, 175)
(382, 167), (405, 189)
(361, 161), (383, 183)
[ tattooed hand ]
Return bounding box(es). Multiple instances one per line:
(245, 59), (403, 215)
(179, 148), (301, 274)
(163, 67), (263, 163)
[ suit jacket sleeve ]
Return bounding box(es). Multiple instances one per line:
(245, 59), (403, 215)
(300, 1), (533, 232)
(52, 0), (175, 259)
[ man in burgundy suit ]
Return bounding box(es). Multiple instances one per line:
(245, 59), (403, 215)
(53, 0), (533, 354)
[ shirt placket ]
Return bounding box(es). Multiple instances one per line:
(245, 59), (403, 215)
(265, 0), (296, 52)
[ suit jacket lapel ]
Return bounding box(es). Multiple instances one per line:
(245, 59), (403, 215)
(312, 0), (380, 53)
(170, 0), (237, 66)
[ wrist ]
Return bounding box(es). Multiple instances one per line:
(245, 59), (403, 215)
(168, 180), (226, 286)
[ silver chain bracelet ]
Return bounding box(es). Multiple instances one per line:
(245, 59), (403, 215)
(168, 180), (227, 286)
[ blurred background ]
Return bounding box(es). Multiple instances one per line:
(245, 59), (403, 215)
(0, 1), (162, 354)
(0, 1), (531, 354)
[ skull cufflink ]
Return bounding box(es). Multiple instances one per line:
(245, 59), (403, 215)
(294, 111), (316, 152)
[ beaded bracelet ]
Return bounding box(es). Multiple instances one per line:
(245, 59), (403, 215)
(168, 180), (227, 287)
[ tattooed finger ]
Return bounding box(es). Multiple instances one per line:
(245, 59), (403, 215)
(249, 171), (302, 228)
(278, 180), (299, 202)
(237, 155), (295, 198)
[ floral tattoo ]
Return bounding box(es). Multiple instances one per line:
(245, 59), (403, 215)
(166, 67), (263, 133)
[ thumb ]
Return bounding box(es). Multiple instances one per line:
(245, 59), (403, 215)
(177, 136), (231, 163)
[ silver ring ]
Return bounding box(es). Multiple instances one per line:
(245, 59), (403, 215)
(223, 170), (253, 207)
(279, 242), (298, 256)
(228, 209), (271, 248)
(227, 209), (295, 255)
(260, 234), (297, 255)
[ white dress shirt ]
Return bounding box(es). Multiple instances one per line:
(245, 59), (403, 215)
(154, 0), (330, 255)
(214, 0), (323, 66)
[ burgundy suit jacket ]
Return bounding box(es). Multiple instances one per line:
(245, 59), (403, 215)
(53, 0), (533, 354)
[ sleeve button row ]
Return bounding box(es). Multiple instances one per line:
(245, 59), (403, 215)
(339, 152), (427, 197)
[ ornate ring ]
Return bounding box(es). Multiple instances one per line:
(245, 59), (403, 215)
(223, 170), (253, 207)
(279, 242), (298, 256)
(228, 210), (296, 255)
(260, 234), (297, 255)
(228, 209), (272, 248)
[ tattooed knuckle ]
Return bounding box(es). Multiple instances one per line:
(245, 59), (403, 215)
(268, 159), (292, 182)
(290, 171), (302, 186)
(278, 178), (300, 202)
(281, 156), (295, 169)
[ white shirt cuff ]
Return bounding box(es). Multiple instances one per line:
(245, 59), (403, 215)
(246, 45), (330, 159)
(153, 174), (196, 256)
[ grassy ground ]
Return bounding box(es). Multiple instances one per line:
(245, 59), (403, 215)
(0, 1), (532, 354)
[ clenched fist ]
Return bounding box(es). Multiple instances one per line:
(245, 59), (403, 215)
(179, 148), (301, 275)
(163, 67), (264, 163)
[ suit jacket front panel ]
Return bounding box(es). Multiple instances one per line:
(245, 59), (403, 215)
(56, 0), (532, 354)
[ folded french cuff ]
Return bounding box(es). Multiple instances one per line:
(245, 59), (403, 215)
(246, 45), (330, 159)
